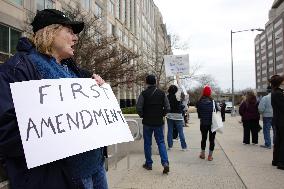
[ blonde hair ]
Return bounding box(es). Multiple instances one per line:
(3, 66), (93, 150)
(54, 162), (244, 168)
(30, 24), (64, 56)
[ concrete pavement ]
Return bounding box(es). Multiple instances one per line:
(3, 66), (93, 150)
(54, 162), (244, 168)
(107, 113), (284, 189)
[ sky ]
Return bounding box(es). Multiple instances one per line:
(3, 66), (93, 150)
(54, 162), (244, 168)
(153, 0), (274, 91)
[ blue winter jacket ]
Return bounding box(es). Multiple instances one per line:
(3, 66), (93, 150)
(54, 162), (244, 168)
(196, 96), (214, 126)
(0, 38), (99, 189)
(258, 93), (273, 118)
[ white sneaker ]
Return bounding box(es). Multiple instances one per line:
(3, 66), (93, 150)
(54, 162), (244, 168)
(181, 148), (188, 152)
(168, 147), (172, 151)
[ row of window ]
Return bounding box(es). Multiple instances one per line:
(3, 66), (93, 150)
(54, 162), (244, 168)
(9, 0), (54, 11)
(0, 24), (21, 63)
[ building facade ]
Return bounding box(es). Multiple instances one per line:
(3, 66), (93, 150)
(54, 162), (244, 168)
(255, 0), (284, 92)
(0, 0), (172, 107)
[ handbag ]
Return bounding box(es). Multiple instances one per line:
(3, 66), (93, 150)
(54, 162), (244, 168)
(211, 100), (224, 133)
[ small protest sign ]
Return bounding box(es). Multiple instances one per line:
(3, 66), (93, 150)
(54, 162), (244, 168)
(164, 54), (189, 77)
(10, 78), (134, 169)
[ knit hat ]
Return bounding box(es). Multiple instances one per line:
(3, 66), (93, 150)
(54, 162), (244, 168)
(202, 85), (212, 97)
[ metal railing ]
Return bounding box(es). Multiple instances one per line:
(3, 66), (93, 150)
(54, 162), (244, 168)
(105, 119), (142, 171)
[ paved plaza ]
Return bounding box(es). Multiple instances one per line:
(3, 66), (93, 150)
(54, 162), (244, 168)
(107, 113), (284, 189)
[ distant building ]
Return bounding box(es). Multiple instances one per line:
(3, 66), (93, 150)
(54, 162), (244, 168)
(0, 0), (172, 107)
(255, 0), (284, 93)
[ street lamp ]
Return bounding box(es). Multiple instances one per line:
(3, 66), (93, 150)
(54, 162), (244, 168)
(230, 28), (264, 116)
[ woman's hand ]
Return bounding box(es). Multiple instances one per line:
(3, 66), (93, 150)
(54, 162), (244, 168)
(92, 74), (105, 86)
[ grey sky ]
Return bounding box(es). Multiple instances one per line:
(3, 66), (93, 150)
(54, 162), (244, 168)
(153, 0), (274, 91)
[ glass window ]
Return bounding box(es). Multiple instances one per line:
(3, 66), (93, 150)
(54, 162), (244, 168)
(10, 29), (21, 54)
(37, 0), (54, 11)
(95, 3), (102, 19)
(82, 0), (90, 11)
(107, 21), (114, 36)
(37, 0), (45, 11)
(9, 0), (23, 6)
(46, 0), (54, 9)
(108, 0), (115, 16)
(0, 25), (9, 53)
(0, 24), (22, 63)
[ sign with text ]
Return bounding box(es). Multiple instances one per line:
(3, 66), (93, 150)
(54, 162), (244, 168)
(10, 78), (134, 169)
(164, 54), (189, 77)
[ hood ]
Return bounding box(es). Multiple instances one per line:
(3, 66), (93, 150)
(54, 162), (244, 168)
(200, 96), (212, 105)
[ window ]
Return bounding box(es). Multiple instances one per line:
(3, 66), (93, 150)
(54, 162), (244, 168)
(9, 0), (23, 6)
(81, 0), (90, 12)
(0, 24), (21, 63)
(107, 21), (115, 36)
(95, 3), (102, 19)
(108, 0), (115, 16)
(37, 0), (54, 11)
(95, 32), (102, 44)
(116, 1), (119, 18)
(117, 29), (122, 41)
(120, 0), (125, 23)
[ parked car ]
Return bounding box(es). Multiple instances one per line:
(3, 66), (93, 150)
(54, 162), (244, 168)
(225, 102), (235, 113)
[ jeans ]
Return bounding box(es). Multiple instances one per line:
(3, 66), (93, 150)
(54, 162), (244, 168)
(73, 165), (108, 189)
(167, 119), (187, 149)
(143, 125), (169, 166)
(263, 117), (273, 147)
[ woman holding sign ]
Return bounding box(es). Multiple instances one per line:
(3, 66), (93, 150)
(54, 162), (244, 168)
(0, 9), (107, 189)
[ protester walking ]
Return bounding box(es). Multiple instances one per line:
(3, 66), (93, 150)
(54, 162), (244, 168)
(0, 9), (108, 189)
(181, 92), (190, 126)
(270, 75), (284, 170)
(258, 86), (274, 149)
(166, 85), (188, 151)
(239, 91), (260, 145)
(220, 101), (226, 122)
(196, 85), (216, 161)
(136, 74), (170, 174)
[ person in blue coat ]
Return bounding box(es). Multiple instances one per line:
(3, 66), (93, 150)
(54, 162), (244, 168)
(0, 9), (108, 189)
(196, 86), (216, 161)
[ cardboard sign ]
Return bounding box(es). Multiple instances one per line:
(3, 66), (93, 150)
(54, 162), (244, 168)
(164, 54), (189, 76)
(10, 78), (134, 169)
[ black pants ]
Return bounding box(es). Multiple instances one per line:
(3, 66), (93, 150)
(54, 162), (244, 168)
(221, 111), (225, 122)
(273, 124), (284, 165)
(200, 124), (216, 151)
(243, 120), (259, 144)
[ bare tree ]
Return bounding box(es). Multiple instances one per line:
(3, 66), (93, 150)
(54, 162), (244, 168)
(188, 74), (222, 105)
(59, 2), (142, 87)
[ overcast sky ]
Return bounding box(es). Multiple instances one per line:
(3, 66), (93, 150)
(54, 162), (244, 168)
(153, 0), (274, 91)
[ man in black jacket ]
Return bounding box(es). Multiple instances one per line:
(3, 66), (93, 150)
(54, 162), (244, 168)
(270, 74), (284, 170)
(136, 75), (170, 174)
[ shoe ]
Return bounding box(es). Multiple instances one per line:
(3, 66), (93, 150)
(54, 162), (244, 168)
(181, 148), (188, 152)
(260, 145), (271, 149)
(272, 160), (278, 166)
(277, 163), (284, 170)
(142, 164), (152, 170)
(163, 164), (170, 174)
(252, 143), (258, 145)
(208, 155), (213, 161)
(168, 147), (172, 151)
(199, 153), (205, 159)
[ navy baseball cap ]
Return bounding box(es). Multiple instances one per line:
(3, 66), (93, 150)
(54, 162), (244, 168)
(31, 9), (84, 34)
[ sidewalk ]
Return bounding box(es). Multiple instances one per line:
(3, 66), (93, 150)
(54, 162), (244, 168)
(107, 113), (284, 189)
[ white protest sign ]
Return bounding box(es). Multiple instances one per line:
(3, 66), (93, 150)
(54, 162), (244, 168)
(164, 54), (189, 77)
(10, 78), (134, 169)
